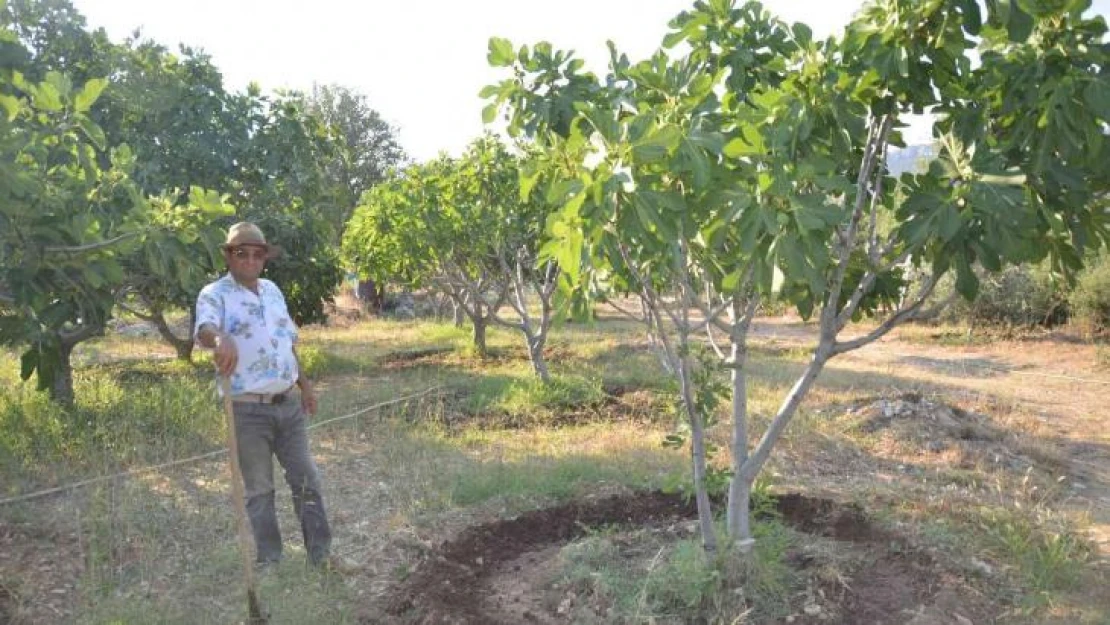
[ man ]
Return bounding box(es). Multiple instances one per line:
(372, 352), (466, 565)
(194, 222), (345, 571)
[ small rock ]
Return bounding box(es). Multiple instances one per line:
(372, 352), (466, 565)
(557, 595), (574, 615)
(969, 558), (993, 577)
(953, 613), (973, 625)
(804, 603), (822, 616)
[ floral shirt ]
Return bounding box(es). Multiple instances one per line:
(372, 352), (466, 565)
(194, 274), (299, 396)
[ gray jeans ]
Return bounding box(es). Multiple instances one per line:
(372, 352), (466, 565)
(232, 396), (331, 564)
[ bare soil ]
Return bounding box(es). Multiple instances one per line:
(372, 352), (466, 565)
(751, 317), (1110, 562)
(372, 491), (993, 625)
(0, 520), (84, 624)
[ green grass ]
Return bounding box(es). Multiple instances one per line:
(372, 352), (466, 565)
(79, 542), (357, 625)
(556, 518), (799, 623)
(974, 506), (1093, 600)
(447, 443), (674, 507)
(0, 355), (224, 493)
(353, 418), (684, 517)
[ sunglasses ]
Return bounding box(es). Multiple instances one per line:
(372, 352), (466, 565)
(229, 247), (268, 261)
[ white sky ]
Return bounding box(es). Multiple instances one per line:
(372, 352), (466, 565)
(72, 0), (1109, 162)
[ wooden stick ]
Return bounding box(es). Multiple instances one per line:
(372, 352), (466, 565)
(221, 377), (268, 624)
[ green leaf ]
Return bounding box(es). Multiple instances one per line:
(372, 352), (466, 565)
(76, 116), (106, 151)
(736, 204), (766, 253)
(662, 433), (686, 448)
(774, 234), (807, 275)
(74, 78), (107, 113)
(793, 205), (826, 232)
(0, 93), (20, 121)
(960, 0), (983, 35)
(1083, 79), (1110, 121)
(1006, 3), (1034, 41)
(662, 30), (687, 49)
(721, 269), (742, 292)
(723, 130), (764, 157)
(77, 142), (98, 181)
(642, 190), (686, 213)
(954, 255), (979, 300)
(557, 227), (584, 285)
(938, 204), (963, 241)
(678, 138), (711, 189)
(1016, 0), (1077, 17)
(632, 125), (682, 163)
(487, 37), (516, 67)
(482, 103), (498, 125)
(29, 82), (62, 112)
(633, 195), (660, 232)
(687, 129), (725, 155)
(791, 22), (813, 47)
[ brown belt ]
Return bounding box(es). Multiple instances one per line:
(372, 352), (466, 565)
(233, 390), (294, 405)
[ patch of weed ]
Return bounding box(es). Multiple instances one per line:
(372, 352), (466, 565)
(974, 505), (1092, 599)
(556, 518), (798, 623)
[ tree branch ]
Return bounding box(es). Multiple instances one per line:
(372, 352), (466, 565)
(821, 114), (893, 339)
(835, 247), (912, 332)
(116, 300), (157, 323)
(704, 282), (727, 360)
(866, 142), (891, 265)
(831, 270), (941, 356)
(43, 232), (138, 255)
(604, 296), (648, 322)
(59, 322), (101, 347)
(688, 297), (732, 334)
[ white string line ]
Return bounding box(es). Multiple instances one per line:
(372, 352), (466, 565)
(0, 386), (444, 507)
(4, 339), (1106, 507)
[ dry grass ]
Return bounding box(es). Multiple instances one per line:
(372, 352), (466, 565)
(1, 315), (1108, 623)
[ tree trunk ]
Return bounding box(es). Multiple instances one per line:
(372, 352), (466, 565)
(357, 279), (385, 312)
(150, 308), (194, 362)
(739, 349), (831, 487)
(679, 349), (717, 552)
(527, 333), (550, 383)
(453, 300), (464, 327)
(472, 317), (489, 358)
(50, 339), (76, 407)
(728, 478), (753, 551)
(726, 338), (753, 548)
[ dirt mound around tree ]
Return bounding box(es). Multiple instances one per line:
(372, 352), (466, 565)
(372, 491), (991, 625)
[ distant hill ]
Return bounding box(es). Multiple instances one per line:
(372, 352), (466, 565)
(886, 144), (938, 175)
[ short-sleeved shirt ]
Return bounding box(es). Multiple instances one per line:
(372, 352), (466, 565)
(194, 274), (299, 396)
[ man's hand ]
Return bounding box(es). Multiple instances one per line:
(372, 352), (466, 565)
(299, 378), (318, 416)
(213, 333), (238, 377)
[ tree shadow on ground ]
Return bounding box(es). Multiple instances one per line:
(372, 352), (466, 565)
(896, 354), (1030, 378)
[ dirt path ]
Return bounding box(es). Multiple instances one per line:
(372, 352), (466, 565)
(751, 318), (1110, 562)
